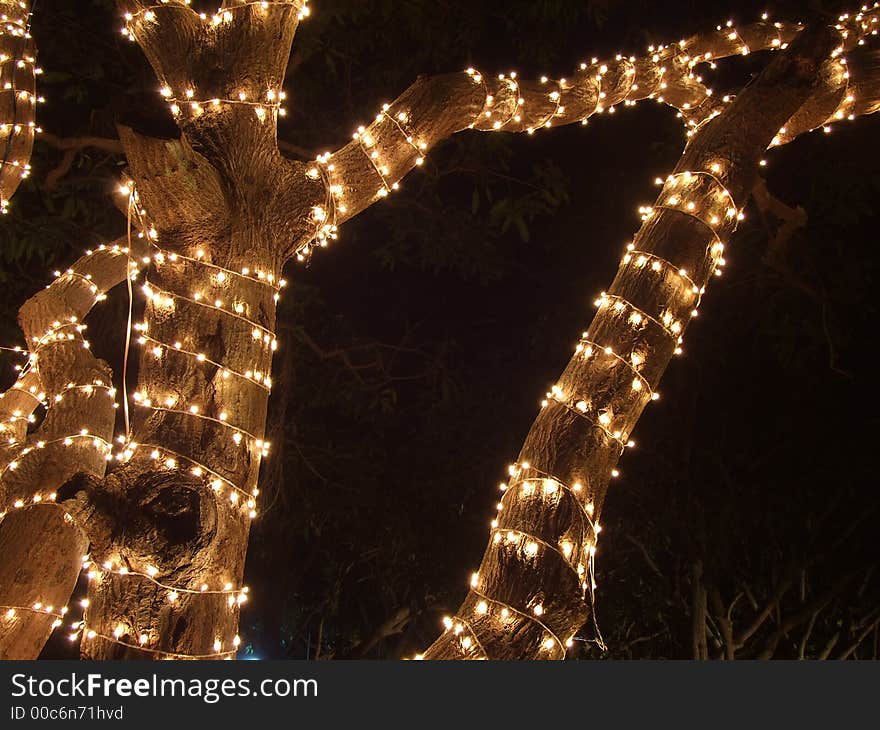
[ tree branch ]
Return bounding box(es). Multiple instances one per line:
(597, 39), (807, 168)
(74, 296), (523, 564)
(0, 0), (36, 212)
(284, 12), (880, 262)
(337, 606), (414, 660)
(835, 617), (880, 660)
(36, 131), (307, 194)
(753, 176), (809, 264)
(39, 132), (124, 155)
(798, 610), (820, 659)
(421, 17), (846, 661)
(734, 578), (793, 649)
(754, 573), (858, 659)
(0, 236), (144, 658)
(38, 132), (125, 190)
(116, 124), (226, 234)
(623, 532), (664, 579)
(709, 586), (736, 659)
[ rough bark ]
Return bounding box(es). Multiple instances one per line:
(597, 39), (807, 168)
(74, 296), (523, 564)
(0, 239), (135, 658)
(0, 0), (36, 213)
(71, 0), (317, 659)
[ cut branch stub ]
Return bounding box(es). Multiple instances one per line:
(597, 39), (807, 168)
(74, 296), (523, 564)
(421, 21), (842, 660)
(121, 1), (303, 170)
(117, 125), (226, 234)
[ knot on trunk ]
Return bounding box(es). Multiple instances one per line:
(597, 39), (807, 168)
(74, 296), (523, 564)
(59, 465), (218, 573)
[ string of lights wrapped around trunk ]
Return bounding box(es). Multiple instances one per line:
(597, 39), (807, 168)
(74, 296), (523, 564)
(0, 241), (133, 658)
(421, 22), (846, 659)
(0, 0), (877, 658)
(0, 0), (41, 214)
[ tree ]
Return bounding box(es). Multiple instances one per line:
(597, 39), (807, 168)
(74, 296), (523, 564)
(0, 0), (877, 660)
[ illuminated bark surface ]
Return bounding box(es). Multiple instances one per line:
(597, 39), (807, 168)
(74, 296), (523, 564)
(0, 0), (36, 213)
(0, 0), (877, 659)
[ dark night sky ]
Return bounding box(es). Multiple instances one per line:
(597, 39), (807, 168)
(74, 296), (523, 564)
(4, 0), (877, 659)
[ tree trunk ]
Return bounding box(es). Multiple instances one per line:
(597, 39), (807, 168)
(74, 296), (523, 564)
(80, 237), (277, 658)
(0, 0), (36, 213)
(0, 2), (877, 659)
(71, 0), (311, 658)
(422, 21), (845, 659)
(0, 243), (131, 658)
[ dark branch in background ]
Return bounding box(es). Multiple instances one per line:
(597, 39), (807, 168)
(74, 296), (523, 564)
(753, 176), (809, 267)
(836, 608), (880, 660)
(37, 133), (124, 190)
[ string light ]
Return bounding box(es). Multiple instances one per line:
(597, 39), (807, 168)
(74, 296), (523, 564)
(418, 7), (880, 656)
(72, 628), (238, 660)
(290, 8), (851, 263)
(0, 387), (114, 450)
(140, 282), (277, 343)
(148, 245), (286, 292)
(0, 433), (113, 513)
(119, 1), (307, 123)
(2, 2), (877, 661)
(82, 556), (248, 602)
(0, 0), (41, 214)
(134, 402), (270, 460)
(133, 330), (273, 392)
(71, 552), (248, 658)
(1, 602), (68, 630)
(64, 181), (277, 655)
(127, 442), (259, 516)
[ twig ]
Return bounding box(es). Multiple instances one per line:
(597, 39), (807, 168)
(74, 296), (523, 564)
(798, 610), (819, 659)
(735, 578), (792, 649)
(817, 632), (839, 660)
(835, 616), (880, 660)
(623, 533), (664, 579)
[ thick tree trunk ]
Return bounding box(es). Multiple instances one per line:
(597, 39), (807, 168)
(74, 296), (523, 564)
(80, 237), (277, 658)
(69, 0), (312, 658)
